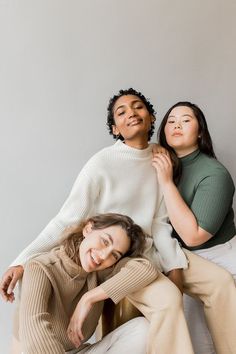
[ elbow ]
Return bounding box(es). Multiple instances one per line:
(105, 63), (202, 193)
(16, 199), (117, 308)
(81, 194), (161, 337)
(183, 233), (211, 248)
(183, 235), (203, 247)
(184, 240), (200, 247)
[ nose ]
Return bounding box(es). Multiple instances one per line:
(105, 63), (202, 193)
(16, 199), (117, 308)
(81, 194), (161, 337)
(127, 107), (136, 118)
(98, 247), (112, 260)
(174, 121), (182, 129)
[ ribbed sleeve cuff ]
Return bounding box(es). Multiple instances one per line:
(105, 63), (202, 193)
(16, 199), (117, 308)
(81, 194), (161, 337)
(100, 258), (158, 304)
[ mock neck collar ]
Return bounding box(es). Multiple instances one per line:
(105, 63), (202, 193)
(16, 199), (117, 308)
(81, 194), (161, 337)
(180, 149), (201, 166)
(59, 246), (88, 279)
(114, 139), (152, 157)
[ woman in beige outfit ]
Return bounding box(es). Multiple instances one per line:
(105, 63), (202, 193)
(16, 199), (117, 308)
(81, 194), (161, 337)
(19, 213), (157, 354)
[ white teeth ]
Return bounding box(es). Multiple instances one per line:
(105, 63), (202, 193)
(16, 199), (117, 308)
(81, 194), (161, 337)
(91, 252), (100, 265)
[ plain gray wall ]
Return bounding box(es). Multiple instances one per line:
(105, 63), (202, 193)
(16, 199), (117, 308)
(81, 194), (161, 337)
(1, 0), (235, 351)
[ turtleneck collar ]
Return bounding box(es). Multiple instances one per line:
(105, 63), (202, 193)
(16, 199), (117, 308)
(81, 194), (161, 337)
(59, 246), (88, 279)
(114, 139), (152, 158)
(180, 149), (201, 166)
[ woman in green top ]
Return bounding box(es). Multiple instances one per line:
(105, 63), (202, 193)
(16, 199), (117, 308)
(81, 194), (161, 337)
(152, 101), (236, 354)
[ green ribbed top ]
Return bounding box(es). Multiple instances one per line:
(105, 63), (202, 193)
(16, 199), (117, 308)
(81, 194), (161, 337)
(172, 149), (235, 250)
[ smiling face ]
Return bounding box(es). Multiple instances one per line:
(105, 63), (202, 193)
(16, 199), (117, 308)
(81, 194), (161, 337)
(79, 224), (131, 272)
(164, 106), (199, 157)
(112, 95), (155, 147)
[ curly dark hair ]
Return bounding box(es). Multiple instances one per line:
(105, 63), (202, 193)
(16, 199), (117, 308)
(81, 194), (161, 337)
(107, 88), (156, 141)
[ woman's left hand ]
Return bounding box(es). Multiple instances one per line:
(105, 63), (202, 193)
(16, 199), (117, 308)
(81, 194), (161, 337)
(152, 153), (173, 186)
(152, 143), (169, 156)
(67, 294), (92, 348)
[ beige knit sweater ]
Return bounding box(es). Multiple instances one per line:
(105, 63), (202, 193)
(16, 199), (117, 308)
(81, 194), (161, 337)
(19, 246), (157, 354)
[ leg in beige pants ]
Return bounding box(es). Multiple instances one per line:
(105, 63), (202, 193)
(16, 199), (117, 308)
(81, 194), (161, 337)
(183, 249), (236, 354)
(127, 250), (236, 354)
(127, 271), (194, 354)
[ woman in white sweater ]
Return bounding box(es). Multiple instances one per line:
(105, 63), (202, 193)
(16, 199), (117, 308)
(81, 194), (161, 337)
(1, 88), (236, 354)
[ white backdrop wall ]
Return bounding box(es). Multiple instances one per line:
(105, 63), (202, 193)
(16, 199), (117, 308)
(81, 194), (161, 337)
(0, 0), (235, 352)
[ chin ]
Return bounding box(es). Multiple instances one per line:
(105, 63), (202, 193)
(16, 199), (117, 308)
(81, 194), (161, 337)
(80, 259), (91, 273)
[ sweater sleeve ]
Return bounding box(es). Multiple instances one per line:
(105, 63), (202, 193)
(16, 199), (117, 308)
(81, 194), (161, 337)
(99, 257), (158, 304)
(151, 192), (188, 273)
(11, 161), (99, 266)
(19, 262), (64, 354)
(190, 171), (235, 235)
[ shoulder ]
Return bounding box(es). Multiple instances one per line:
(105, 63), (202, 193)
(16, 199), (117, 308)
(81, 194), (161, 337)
(83, 144), (116, 168)
(25, 248), (60, 271)
(196, 153), (235, 189)
(195, 153), (232, 177)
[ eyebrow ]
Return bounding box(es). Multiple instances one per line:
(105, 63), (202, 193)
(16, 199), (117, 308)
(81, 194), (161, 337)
(168, 114), (193, 118)
(114, 99), (143, 113)
(105, 232), (123, 257)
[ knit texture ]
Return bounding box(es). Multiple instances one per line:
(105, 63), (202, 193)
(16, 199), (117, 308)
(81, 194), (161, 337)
(19, 246), (157, 354)
(11, 140), (188, 272)
(173, 149), (236, 250)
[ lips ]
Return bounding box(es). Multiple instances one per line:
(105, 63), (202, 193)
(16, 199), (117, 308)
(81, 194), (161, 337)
(172, 132), (183, 137)
(127, 118), (143, 127)
(90, 250), (101, 266)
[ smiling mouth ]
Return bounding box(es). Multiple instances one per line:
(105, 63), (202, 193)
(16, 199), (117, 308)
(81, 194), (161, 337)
(90, 250), (101, 266)
(127, 118), (143, 127)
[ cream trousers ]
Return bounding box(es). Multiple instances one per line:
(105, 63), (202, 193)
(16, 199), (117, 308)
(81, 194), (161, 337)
(74, 317), (149, 354)
(184, 236), (236, 354)
(126, 249), (236, 354)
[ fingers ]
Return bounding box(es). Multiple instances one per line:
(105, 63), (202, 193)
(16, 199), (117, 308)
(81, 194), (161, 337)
(152, 153), (172, 169)
(0, 266), (24, 302)
(152, 144), (169, 156)
(7, 272), (19, 295)
(67, 320), (84, 348)
(0, 273), (13, 301)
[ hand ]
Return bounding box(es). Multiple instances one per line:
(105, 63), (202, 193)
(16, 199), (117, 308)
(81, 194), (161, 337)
(67, 293), (93, 348)
(152, 144), (169, 156)
(0, 266), (24, 302)
(152, 153), (173, 186)
(167, 269), (183, 294)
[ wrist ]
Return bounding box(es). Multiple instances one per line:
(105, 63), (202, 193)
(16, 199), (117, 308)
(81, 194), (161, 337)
(160, 180), (174, 192)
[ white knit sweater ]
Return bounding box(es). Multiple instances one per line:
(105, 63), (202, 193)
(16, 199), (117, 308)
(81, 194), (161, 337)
(12, 140), (188, 273)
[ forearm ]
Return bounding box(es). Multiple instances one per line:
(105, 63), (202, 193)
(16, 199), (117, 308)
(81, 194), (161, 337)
(81, 286), (108, 305)
(100, 258), (158, 304)
(161, 181), (212, 246)
(11, 169), (98, 267)
(10, 219), (63, 266)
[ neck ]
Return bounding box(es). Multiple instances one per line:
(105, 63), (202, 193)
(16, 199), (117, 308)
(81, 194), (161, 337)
(123, 136), (149, 150)
(175, 145), (198, 157)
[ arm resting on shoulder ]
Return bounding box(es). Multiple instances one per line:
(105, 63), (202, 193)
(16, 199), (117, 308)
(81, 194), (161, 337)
(99, 257), (158, 304)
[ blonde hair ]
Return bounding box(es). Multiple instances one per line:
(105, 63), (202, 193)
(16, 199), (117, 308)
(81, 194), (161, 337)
(61, 213), (147, 265)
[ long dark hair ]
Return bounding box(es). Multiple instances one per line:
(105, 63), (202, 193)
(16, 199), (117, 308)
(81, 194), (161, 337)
(106, 88), (156, 141)
(158, 101), (216, 183)
(61, 213), (147, 265)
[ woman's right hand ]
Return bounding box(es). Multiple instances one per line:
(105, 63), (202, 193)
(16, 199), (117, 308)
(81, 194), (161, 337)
(0, 265), (24, 302)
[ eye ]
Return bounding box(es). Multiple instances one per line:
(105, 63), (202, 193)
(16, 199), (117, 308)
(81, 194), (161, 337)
(134, 104), (143, 109)
(182, 119), (190, 123)
(112, 252), (119, 261)
(101, 237), (109, 246)
(167, 120), (175, 124)
(117, 111), (125, 116)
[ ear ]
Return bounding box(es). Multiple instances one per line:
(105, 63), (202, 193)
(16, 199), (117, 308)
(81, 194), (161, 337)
(151, 115), (156, 123)
(112, 125), (119, 136)
(82, 222), (93, 237)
